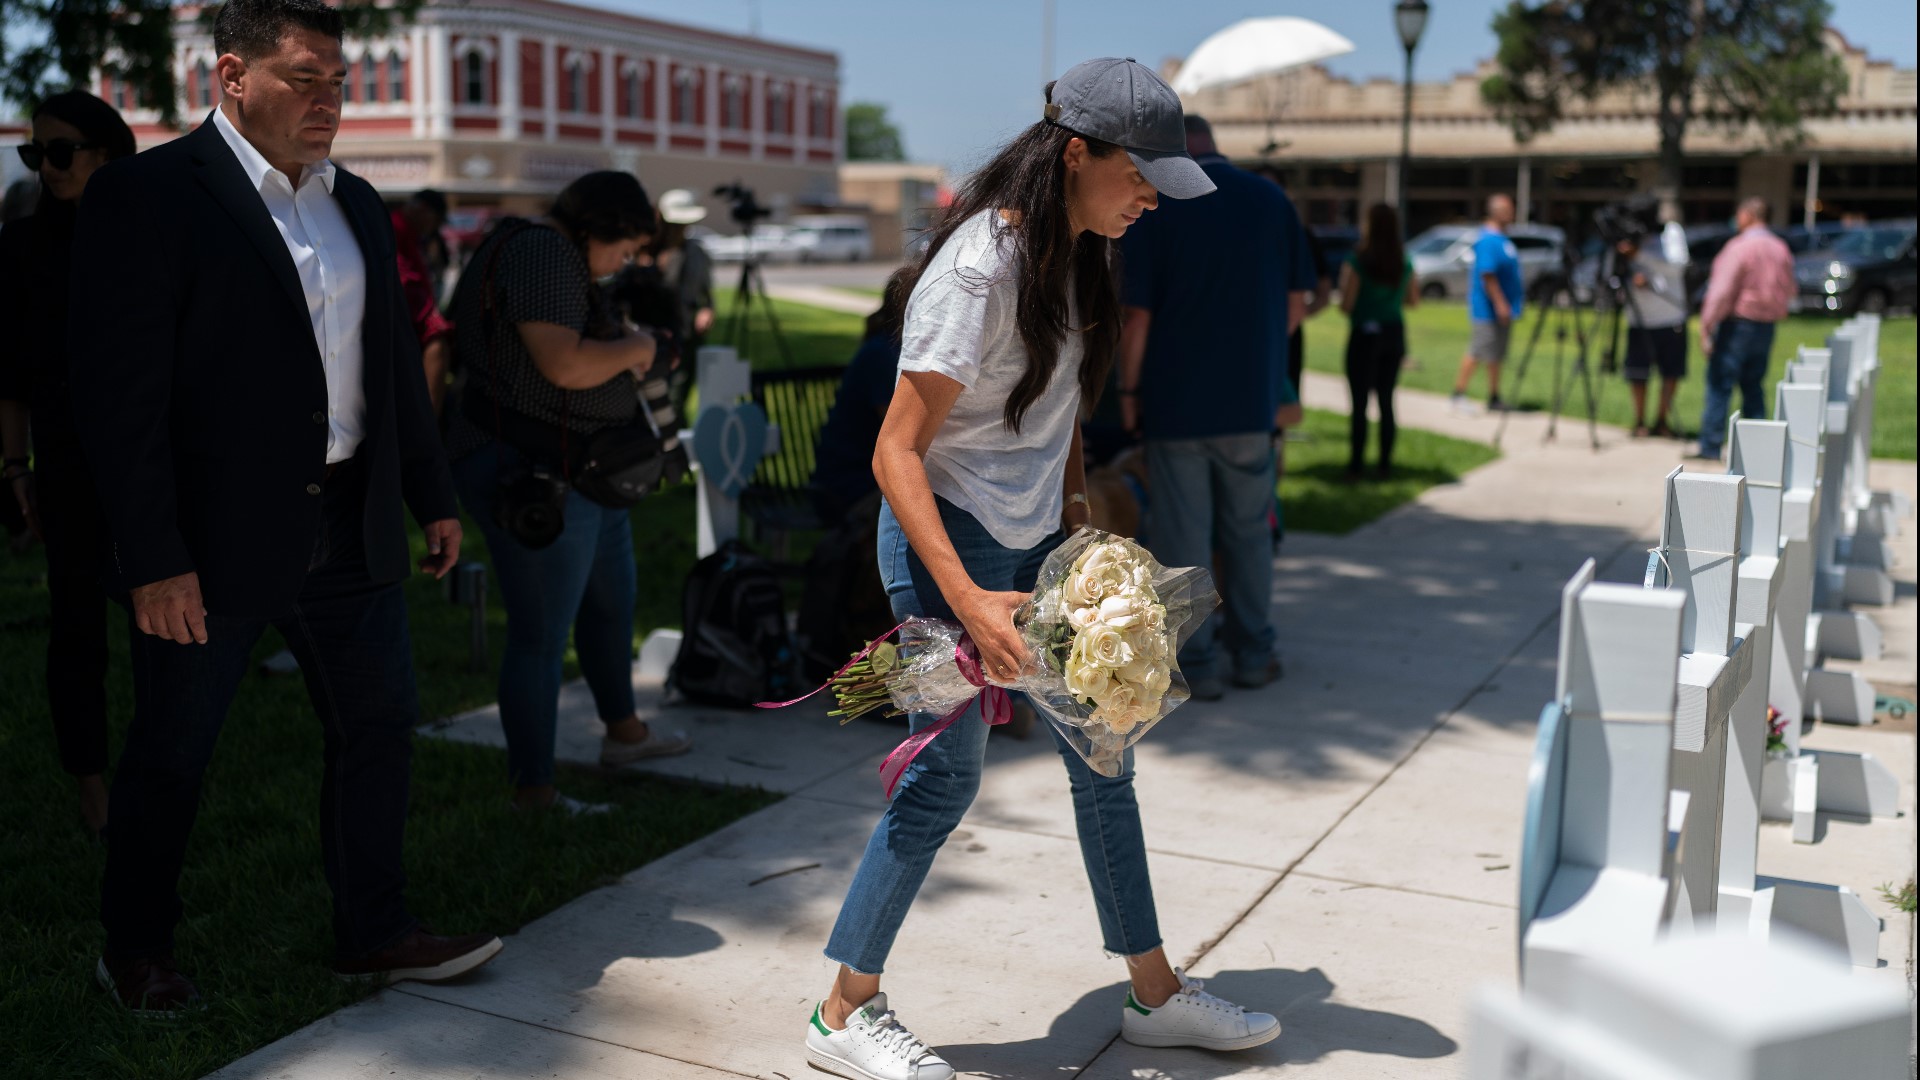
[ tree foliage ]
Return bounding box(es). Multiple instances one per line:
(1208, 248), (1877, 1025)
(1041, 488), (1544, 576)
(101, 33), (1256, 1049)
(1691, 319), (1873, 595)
(2, 0), (421, 128)
(843, 101), (905, 162)
(1480, 0), (1846, 213)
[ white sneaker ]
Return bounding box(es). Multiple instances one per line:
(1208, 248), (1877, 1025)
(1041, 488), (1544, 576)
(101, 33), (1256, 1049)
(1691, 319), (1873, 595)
(1450, 393), (1481, 417)
(804, 994), (954, 1080)
(1120, 969), (1281, 1052)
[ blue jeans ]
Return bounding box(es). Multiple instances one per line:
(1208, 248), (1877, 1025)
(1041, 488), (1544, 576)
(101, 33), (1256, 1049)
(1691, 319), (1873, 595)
(1144, 434), (1278, 680)
(1698, 318), (1776, 457)
(452, 440), (639, 788)
(824, 497), (1164, 975)
(103, 457), (420, 960)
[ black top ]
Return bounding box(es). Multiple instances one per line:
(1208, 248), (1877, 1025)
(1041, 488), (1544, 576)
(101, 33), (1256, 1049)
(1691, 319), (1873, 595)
(66, 118), (456, 617)
(446, 224), (638, 460)
(0, 199), (76, 410)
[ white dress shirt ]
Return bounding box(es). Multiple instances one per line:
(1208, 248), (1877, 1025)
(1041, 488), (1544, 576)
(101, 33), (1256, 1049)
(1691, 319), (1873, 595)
(212, 108), (367, 464)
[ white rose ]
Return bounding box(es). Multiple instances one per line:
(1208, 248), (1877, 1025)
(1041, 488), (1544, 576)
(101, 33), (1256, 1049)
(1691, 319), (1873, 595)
(1140, 663), (1172, 699)
(1068, 605), (1101, 631)
(1084, 623), (1133, 669)
(1097, 593), (1145, 629)
(1066, 569), (1102, 608)
(1097, 681), (1138, 716)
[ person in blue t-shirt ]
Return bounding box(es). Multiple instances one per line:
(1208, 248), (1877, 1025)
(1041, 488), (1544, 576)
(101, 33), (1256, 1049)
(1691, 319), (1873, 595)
(1116, 115), (1317, 699)
(808, 269), (910, 526)
(1450, 194), (1523, 413)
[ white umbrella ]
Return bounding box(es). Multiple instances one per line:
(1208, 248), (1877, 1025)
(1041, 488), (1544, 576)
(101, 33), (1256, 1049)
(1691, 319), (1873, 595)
(1171, 17), (1357, 96)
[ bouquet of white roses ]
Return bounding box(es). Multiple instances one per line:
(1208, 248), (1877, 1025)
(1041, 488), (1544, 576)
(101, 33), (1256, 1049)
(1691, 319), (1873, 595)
(820, 529), (1218, 782)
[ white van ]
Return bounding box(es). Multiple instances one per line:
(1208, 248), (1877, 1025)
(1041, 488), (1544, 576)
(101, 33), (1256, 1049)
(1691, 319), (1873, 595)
(787, 215), (874, 263)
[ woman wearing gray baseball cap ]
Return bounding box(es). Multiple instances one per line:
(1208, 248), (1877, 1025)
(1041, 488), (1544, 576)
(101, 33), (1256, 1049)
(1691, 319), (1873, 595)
(803, 59), (1279, 1080)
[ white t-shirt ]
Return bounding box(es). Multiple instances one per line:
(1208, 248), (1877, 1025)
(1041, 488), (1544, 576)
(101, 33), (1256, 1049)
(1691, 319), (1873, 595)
(898, 209), (1084, 550)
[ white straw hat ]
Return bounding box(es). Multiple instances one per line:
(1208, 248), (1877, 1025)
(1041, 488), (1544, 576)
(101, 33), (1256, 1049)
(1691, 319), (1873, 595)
(658, 188), (708, 225)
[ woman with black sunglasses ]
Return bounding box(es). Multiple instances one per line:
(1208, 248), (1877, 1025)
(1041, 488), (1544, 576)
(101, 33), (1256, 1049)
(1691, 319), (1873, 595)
(0, 91), (137, 838)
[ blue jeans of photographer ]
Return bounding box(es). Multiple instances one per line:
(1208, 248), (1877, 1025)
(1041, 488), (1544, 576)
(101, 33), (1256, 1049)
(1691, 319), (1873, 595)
(1698, 317), (1775, 459)
(824, 497), (1164, 975)
(451, 439), (639, 788)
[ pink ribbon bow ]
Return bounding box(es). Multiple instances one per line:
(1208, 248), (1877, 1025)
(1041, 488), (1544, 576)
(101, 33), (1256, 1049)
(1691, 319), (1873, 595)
(876, 634), (1011, 799)
(756, 623), (1011, 799)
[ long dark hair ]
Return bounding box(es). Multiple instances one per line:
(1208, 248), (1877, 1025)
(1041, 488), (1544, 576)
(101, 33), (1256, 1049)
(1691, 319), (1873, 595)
(1355, 203), (1404, 287)
(550, 170), (656, 248)
(897, 89), (1122, 432)
(866, 265), (914, 344)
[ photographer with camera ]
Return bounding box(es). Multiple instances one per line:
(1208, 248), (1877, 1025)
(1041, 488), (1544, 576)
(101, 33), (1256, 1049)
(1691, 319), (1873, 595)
(445, 171), (692, 814)
(1612, 224), (1691, 439)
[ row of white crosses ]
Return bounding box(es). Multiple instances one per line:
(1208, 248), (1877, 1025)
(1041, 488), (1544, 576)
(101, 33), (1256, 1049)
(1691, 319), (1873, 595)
(1482, 328), (1914, 1074)
(1759, 320), (1902, 842)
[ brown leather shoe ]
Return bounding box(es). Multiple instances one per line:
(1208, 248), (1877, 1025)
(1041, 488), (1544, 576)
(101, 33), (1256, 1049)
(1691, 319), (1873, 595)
(333, 928), (503, 985)
(96, 954), (202, 1017)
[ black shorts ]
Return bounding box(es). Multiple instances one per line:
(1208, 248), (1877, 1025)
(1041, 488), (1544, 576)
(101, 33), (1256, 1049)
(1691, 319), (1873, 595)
(1624, 325), (1687, 382)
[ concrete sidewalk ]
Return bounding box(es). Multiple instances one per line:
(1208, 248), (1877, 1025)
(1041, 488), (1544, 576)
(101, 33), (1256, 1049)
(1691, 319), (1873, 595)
(209, 385), (1915, 1079)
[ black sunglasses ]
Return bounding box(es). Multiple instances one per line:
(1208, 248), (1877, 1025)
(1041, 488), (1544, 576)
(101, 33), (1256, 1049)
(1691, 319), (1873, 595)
(17, 139), (101, 172)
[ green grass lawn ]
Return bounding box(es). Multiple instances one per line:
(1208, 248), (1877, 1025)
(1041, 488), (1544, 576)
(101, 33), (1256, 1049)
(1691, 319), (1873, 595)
(0, 503), (772, 1080)
(1302, 304), (1917, 460)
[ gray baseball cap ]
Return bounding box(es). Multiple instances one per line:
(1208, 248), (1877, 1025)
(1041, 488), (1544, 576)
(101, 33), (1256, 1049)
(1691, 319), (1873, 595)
(1045, 57), (1215, 200)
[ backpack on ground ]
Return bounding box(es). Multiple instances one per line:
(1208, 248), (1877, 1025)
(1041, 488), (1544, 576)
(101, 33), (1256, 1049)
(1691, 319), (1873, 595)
(795, 497), (895, 683)
(669, 540), (797, 707)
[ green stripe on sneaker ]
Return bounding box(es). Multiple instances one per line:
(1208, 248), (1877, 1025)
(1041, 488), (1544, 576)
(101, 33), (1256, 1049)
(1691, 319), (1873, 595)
(810, 1003), (833, 1036)
(1124, 991), (1153, 1016)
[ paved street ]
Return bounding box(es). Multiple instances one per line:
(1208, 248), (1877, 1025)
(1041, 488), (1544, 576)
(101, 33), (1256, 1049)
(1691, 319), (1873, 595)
(207, 375), (1916, 1079)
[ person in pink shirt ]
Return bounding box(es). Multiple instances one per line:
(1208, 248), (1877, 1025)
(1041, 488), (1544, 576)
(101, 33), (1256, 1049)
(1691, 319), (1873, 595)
(1692, 196), (1794, 460)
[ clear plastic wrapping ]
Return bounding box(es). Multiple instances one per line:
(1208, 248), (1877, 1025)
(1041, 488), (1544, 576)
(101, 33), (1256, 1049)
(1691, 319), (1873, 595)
(829, 530), (1220, 779)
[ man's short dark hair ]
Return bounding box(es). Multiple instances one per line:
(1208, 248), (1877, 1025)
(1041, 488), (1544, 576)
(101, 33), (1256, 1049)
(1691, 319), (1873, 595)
(1182, 114), (1213, 141)
(410, 189), (449, 220)
(213, 0), (345, 61)
(1740, 196), (1770, 221)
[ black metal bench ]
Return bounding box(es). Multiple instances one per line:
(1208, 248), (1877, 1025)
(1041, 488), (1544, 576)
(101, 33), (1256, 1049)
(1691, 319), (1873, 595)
(740, 364), (846, 560)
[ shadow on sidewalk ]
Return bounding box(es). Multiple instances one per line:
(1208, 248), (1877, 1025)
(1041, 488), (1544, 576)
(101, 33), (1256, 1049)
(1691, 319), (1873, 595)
(938, 967), (1456, 1077)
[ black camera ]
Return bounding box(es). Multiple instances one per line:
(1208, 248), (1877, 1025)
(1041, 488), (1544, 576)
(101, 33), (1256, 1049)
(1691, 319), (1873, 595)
(604, 263), (683, 371)
(713, 181), (771, 228)
(1594, 194), (1662, 246)
(494, 467), (569, 550)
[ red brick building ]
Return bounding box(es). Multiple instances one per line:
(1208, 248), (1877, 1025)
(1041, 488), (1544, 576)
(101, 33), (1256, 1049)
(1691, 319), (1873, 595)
(89, 0), (842, 217)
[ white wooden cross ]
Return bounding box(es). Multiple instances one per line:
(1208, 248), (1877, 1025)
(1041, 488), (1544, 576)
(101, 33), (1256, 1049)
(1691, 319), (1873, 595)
(1645, 468), (1752, 927)
(1720, 417), (1787, 903)
(1520, 560), (1686, 997)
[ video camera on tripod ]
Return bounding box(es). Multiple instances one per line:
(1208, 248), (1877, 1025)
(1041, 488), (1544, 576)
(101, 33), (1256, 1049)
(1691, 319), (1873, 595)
(711, 180), (794, 365)
(714, 182), (773, 229)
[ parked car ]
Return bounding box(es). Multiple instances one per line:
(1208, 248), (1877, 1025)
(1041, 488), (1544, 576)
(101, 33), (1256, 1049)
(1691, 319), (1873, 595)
(1407, 223), (1567, 302)
(1783, 221), (1849, 255)
(704, 224), (798, 263)
(1792, 220), (1917, 316)
(786, 215), (874, 263)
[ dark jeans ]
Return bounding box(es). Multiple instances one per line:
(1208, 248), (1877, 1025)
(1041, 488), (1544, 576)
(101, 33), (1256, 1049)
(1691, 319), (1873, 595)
(33, 400), (112, 776)
(1344, 321), (1406, 473)
(1698, 318), (1775, 457)
(102, 457), (420, 961)
(450, 440), (638, 789)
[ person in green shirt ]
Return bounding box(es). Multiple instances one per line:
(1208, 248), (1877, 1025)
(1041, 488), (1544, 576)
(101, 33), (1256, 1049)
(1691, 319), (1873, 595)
(1338, 203), (1421, 479)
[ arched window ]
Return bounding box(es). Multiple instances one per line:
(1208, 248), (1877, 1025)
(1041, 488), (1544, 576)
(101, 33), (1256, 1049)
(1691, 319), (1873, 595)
(342, 60), (356, 103)
(568, 63), (587, 113)
(364, 54), (380, 102)
(810, 92), (829, 138)
(767, 83), (788, 136)
(722, 78), (743, 130)
(463, 49), (487, 105)
(196, 60), (213, 108)
(389, 52), (407, 101)
(624, 66), (644, 118)
(674, 70), (697, 125)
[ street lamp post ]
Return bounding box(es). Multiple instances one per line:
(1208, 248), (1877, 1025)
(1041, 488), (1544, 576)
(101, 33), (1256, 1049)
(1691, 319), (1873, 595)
(1394, 0), (1429, 240)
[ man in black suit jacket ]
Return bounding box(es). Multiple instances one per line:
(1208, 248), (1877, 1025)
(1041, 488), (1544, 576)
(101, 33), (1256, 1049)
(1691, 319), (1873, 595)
(70, 0), (501, 1013)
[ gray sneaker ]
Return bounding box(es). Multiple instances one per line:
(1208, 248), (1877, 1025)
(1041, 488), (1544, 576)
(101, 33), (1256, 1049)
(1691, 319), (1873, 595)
(1232, 656), (1283, 689)
(599, 726), (693, 767)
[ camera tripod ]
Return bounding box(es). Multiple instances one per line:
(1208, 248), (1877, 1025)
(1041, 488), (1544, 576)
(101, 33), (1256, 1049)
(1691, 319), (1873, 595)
(1492, 246), (1649, 452)
(725, 244), (796, 369)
